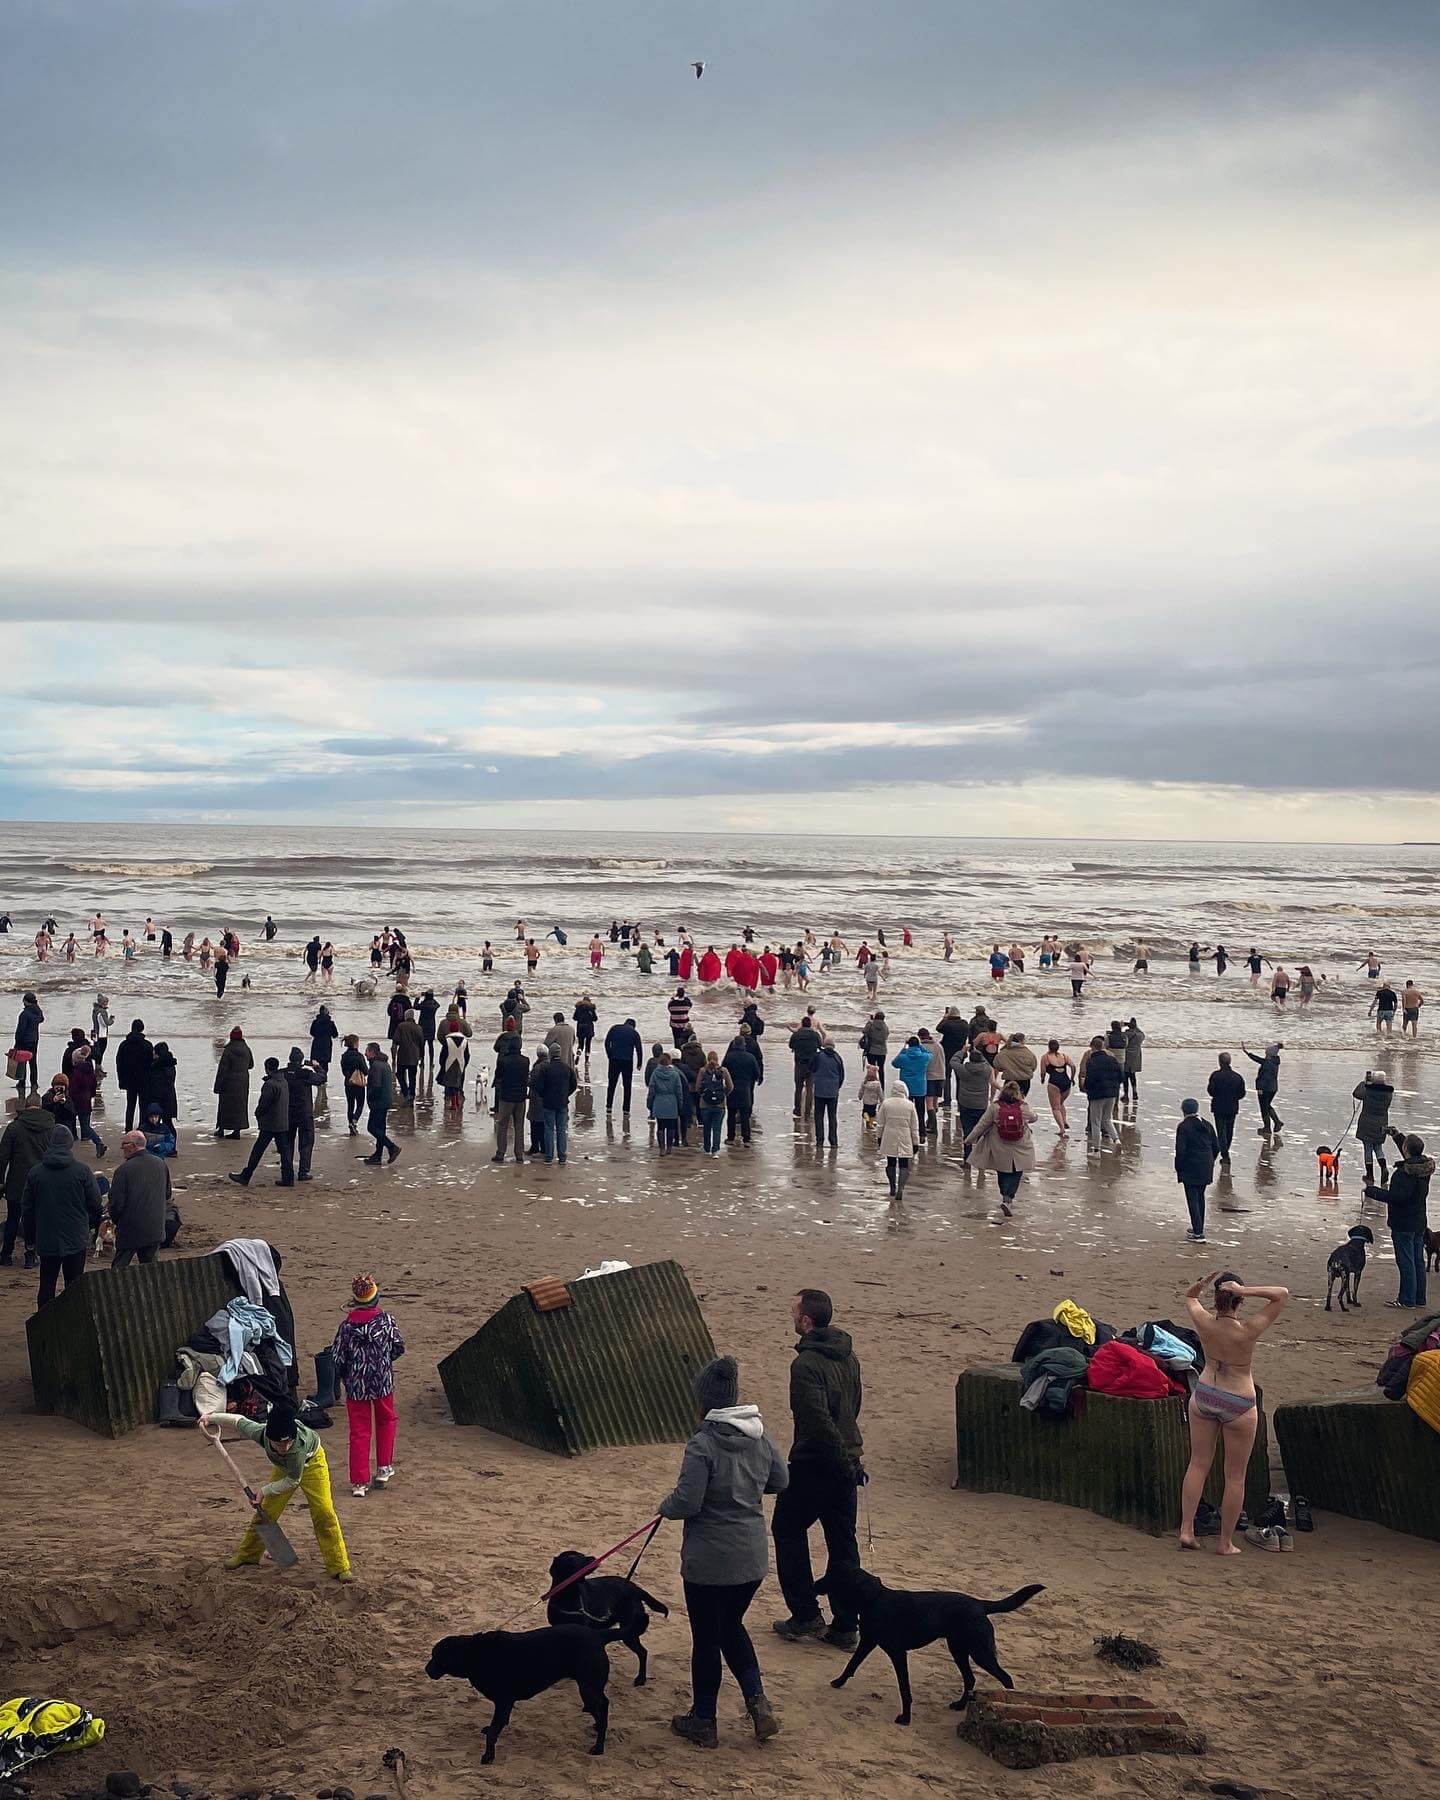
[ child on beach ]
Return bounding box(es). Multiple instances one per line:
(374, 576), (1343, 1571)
(859, 1064), (883, 1127)
(331, 1272), (405, 1498)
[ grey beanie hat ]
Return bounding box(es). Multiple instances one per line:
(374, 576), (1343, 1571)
(694, 1355), (739, 1412)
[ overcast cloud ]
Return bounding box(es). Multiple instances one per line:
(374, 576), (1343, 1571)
(1, 1), (1437, 838)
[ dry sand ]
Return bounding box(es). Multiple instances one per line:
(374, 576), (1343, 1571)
(4, 1046), (1440, 1800)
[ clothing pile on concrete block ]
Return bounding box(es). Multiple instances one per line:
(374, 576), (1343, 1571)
(1012, 1300), (1200, 1420)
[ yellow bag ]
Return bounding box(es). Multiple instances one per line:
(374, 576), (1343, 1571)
(1405, 1349), (1440, 1435)
(0, 1695), (106, 1775)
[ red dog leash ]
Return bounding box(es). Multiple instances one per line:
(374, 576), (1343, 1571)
(497, 1515), (662, 1630)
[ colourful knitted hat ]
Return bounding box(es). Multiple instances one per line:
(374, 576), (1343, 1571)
(352, 1273), (379, 1305)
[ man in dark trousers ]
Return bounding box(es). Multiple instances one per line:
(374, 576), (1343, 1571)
(228, 1057), (293, 1186)
(788, 1015), (822, 1120)
(771, 1288), (864, 1650)
(22, 1125), (103, 1307)
(603, 1016), (643, 1116)
(0, 1093), (52, 1267)
(114, 1018), (154, 1133)
(283, 1048), (322, 1181)
(1206, 1051), (1246, 1163)
(13, 992), (44, 1092)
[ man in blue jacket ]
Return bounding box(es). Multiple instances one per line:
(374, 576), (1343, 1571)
(604, 1017), (643, 1117)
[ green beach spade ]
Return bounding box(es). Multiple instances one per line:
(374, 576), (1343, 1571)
(203, 1421), (300, 1568)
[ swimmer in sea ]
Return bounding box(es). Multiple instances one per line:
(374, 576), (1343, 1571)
(1178, 1271), (1288, 1555)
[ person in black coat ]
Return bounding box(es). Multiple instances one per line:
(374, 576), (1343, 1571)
(309, 1005), (339, 1071)
(603, 1018), (643, 1116)
(22, 1125), (102, 1306)
(114, 1020), (154, 1132)
(722, 1038), (761, 1145)
(1206, 1052), (1246, 1162)
(13, 993), (44, 1092)
(1369, 1128), (1432, 1308)
(1174, 1098), (1220, 1241)
(416, 991), (440, 1071)
(340, 1034), (368, 1136)
(283, 1048), (322, 1182)
(143, 1041), (179, 1129)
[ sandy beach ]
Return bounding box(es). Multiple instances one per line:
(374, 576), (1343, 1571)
(4, 952), (1439, 1800)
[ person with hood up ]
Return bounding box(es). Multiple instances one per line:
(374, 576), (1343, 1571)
(647, 1051), (686, 1155)
(414, 989), (439, 1072)
(283, 1048), (321, 1181)
(67, 1041), (105, 1156)
(363, 1043), (401, 1165)
(876, 1078), (920, 1197)
(572, 994), (598, 1075)
(202, 1397), (353, 1580)
(1174, 1098), (1220, 1241)
(660, 1355), (787, 1749)
(1370, 1128), (1431, 1309)
(770, 1289), (864, 1650)
(332, 1272), (406, 1497)
(722, 1030), (761, 1146)
(1353, 1071), (1395, 1185)
(810, 1038), (845, 1149)
(963, 1079), (1037, 1215)
(213, 1028), (254, 1138)
(916, 1027), (946, 1134)
(393, 1006), (424, 1101)
(439, 1017), (470, 1115)
(108, 1129), (172, 1267)
(309, 1004), (339, 1073)
(1, 1096), (53, 1267)
(22, 1125), (103, 1306)
(1122, 1019), (1145, 1103)
(1206, 1051), (1246, 1163)
(91, 993), (114, 1076)
(115, 1019), (153, 1132)
(13, 992), (44, 1092)
(536, 1037), (579, 1163)
(230, 1057), (293, 1185)
(1241, 1040), (1284, 1135)
(891, 1035), (930, 1117)
(936, 1007), (968, 1103)
(143, 1039), (179, 1133)
(603, 1016), (643, 1116)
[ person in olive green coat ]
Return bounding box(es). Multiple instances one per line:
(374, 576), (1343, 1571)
(213, 1028), (254, 1137)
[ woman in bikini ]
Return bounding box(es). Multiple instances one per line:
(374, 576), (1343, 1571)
(1041, 1038), (1075, 1135)
(1178, 1271), (1288, 1555)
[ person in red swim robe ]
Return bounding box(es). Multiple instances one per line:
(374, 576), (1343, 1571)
(678, 945), (694, 981)
(733, 950), (760, 991)
(697, 947), (722, 983)
(758, 949), (778, 988)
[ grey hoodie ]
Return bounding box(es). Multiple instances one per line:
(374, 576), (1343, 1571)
(658, 1406), (788, 1584)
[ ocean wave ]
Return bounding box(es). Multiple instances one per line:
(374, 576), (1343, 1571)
(60, 861), (215, 878)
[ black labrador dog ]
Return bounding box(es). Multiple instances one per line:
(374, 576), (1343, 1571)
(816, 1566), (1042, 1725)
(426, 1625), (618, 1763)
(546, 1549), (669, 1686)
(1325, 1224), (1375, 1311)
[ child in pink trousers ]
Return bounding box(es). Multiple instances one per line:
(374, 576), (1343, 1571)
(332, 1272), (405, 1497)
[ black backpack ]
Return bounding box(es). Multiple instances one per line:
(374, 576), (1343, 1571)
(699, 1070), (727, 1107)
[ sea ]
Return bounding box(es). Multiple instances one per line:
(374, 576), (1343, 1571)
(2, 824), (1436, 1057)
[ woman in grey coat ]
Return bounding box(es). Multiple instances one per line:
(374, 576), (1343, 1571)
(659, 1356), (788, 1749)
(963, 1079), (1038, 1214)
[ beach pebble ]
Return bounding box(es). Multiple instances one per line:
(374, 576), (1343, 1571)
(106, 1777), (144, 1800)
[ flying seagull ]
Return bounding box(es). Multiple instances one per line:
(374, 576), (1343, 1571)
(691, 60), (705, 79)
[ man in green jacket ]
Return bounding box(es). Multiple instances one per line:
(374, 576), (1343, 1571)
(770, 1289), (864, 1650)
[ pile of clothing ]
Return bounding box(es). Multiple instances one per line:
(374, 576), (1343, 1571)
(165, 1237), (312, 1424)
(1012, 1300), (1199, 1420)
(1376, 1310), (1440, 1411)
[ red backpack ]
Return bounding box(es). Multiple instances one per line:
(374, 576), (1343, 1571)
(995, 1099), (1026, 1142)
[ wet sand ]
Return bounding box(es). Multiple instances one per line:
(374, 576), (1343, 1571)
(4, 971), (1439, 1799)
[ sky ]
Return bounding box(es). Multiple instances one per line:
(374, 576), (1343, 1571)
(2, 0), (1437, 840)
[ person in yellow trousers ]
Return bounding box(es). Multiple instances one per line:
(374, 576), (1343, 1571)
(201, 1398), (354, 1582)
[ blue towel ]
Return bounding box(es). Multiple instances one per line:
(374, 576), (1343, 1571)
(217, 1296), (295, 1385)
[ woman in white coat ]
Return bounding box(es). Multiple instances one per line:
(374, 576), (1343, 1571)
(963, 1078), (1037, 1214)
(876, 1078), (921, 1198)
